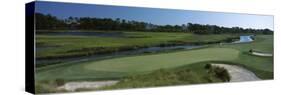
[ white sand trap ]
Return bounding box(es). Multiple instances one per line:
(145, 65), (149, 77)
(58, 80), (119, 91)
(211, 64), (261, 82)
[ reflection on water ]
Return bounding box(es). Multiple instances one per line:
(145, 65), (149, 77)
(233, 35), (253, 43)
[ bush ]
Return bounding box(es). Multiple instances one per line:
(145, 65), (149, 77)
(204, 64), (230, 82)
(212, 67), (230, 82)
(55, 79), (65, 86)
(205, 64), (212, 69)
(249, 49), (253, 53)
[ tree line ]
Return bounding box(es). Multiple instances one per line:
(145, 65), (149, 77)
(35, 13), (273, 34)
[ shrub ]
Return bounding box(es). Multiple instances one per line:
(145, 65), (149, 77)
(204, 64), (212, 69)
(212, 67), (230, 82)
(204, 64), (230, 82)
(249, 49), (253, 53)
(55, 79), (65, 86)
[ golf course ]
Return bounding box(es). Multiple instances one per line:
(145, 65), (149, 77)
(35, 31), (273, 93)
(32, 3), (274, 93)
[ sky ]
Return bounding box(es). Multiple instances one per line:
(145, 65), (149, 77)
(35, 1), (274, 30)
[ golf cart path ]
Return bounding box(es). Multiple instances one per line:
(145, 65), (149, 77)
(211, 64), (261, 82)
(58, 80), (119, 91)
(251, 52), (273, 57)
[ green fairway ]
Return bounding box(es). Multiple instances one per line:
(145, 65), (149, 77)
(84, 48), (239, 72)
(36, 48), (239, 80)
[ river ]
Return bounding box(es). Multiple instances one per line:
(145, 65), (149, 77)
(36, 31), (253, 65)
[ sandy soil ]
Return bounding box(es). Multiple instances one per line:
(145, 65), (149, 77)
(58, 80), (119, 91)
(211, 64), (261, 82)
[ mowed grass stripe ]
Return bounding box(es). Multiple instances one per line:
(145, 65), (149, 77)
(84, 48), (240, 72)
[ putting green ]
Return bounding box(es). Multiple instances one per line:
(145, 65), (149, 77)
(84, 48), (240, 72)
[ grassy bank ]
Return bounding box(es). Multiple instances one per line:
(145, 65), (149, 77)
(35, 62), (229, 93)
(102, 62), (228, 90)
